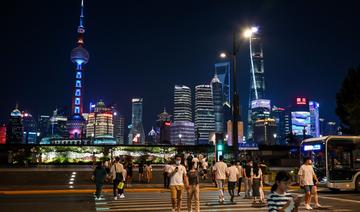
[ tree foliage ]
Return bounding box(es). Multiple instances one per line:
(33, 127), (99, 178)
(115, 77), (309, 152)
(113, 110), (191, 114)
(336, 66), (360, 135)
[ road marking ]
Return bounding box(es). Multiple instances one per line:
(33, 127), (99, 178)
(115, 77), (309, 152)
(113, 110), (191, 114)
(320, 195), (360, 204)
(96, 207), (110, 211)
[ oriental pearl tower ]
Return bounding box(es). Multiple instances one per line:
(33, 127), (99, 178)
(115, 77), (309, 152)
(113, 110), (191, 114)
(67, 0), (89, 139)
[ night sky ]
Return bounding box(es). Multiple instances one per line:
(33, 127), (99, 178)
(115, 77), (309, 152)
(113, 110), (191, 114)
(2, 0), (360, 133)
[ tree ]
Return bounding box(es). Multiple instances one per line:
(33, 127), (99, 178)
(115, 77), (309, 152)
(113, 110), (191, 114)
(336, 66), (360, 135)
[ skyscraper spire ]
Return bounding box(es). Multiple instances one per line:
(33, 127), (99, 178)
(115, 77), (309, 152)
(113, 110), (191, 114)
(79, 0), (85, 29)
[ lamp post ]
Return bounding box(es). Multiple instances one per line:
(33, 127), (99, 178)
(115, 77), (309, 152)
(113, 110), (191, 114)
(220, 26), (258, 162)
(178, 133), (182, 145)
(220, 32), (241, 162)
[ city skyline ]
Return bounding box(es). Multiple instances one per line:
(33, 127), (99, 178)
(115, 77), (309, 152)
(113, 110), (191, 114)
(3, 0), (360, 133)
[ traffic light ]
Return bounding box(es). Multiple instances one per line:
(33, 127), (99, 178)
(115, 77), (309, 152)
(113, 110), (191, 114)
(215, 133), (224, 161)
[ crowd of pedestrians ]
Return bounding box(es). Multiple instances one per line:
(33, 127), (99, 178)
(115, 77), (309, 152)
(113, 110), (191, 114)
(91, 153), (323, 211)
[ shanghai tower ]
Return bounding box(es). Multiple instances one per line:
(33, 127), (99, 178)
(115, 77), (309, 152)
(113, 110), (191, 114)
(67, 0), (89, 139)
(247, 27), (266, 141)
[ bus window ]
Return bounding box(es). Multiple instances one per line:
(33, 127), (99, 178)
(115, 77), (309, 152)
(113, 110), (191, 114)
(327, 139), (355, 181)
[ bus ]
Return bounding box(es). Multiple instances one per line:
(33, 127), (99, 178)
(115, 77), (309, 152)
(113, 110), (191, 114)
(300, 136), (360, 191)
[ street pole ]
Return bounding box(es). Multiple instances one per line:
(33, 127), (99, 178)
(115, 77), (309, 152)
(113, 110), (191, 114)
(232, 32), (240, 162)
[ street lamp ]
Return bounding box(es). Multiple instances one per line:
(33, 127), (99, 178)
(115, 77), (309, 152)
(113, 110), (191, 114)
(178, 133), (182, 145)
(219, 31), (244, 162)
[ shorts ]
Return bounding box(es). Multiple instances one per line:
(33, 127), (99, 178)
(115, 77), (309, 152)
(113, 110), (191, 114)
(170, 185), (184, 199)
(303, 185), (313, 193)
(216, 179), (225, 189)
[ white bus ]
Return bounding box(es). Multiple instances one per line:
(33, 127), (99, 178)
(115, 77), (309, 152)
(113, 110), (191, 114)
(300, 136), (360, 191)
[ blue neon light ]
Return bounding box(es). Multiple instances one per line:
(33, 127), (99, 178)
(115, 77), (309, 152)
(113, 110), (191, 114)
(76, 80), (81, 88)
(75, 98), (80, 105)
(304, 144), (321, 151)
(75, 89), (81, 96)
(76, 72), (82, 79)
(75, 107), (80, 114)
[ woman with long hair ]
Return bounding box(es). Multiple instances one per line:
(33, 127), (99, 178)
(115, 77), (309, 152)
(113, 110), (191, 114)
(267, 171), (301, 212)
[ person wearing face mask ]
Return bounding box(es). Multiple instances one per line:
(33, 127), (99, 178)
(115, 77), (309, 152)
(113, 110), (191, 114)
(168, 155), (188, 212)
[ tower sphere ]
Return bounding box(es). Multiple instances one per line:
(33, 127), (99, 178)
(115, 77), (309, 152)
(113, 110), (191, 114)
(71, 46), (89, 65)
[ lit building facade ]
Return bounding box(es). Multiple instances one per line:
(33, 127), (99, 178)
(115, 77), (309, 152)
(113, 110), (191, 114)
(156, 109), (172, 144)
(7, 106), (23, 144)
(0, 124), (7, 144)
(170, 121), (195, 145)
(86, 100), (114, 138)
(195, 85), (215, 144)
(286, 97), (311, 140)
(211, 74), (224, 134)
(22, 112), (37, 144)
(128, 98), (145, 145)
(226, 120), (244, 146)
(309, 101), (320, 137)
(174, 85), (192, 122)
(272, 106), (286, 145)
(38, 115), (50, 140)
(49, 109), (68, 138)
(247, 28), (266, 141)
(253, 118), (276, 145)
(112, 107), (125, 145)
(67, 0), (89, 139)
(214, 61), (231, 105)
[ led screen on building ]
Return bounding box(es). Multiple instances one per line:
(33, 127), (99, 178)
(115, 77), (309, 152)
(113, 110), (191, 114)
(251, 99), (271, 110)
(291, 111), (311, 136)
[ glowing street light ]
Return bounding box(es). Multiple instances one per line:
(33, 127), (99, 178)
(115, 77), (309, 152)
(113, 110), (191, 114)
(220, 52), (227, 58)
(243, 26), (258, 38)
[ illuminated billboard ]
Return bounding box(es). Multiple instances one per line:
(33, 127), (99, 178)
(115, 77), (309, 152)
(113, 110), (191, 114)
(291, 111), (310, 135)
(251, 99), (271, 109)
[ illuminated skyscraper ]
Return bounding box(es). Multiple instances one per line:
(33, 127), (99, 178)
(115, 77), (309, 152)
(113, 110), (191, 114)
(247, 28), (266, 141)
(128, 98), (145, 145)
(211, 74), (224, 134)
(156, 108), (172, 144)
(172, 85), (195, 145)
(195, 85), (215, 144)
(214, 62), (231, 105)
(22, 112), (37, 144)
(309, 101), (320, 137)
(67, 0), (89, 139)
(272, 106), (286, 145)
(86, 100), (114, 138)
(174, 85), (192, 122)
(7, 105), (23, 144)
(112, 106), (125, 145)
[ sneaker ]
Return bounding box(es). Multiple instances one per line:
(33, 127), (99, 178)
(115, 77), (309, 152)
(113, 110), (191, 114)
(314, 203), (322, 208)
(305, 204), (313, 210)
(120, 194), (125, 198)
(222, 197), (225, 202)
(114, 196), (118, 200)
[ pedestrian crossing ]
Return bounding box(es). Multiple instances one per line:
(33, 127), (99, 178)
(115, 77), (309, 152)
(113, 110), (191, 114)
(94, 191), (268, 211)
(93, 190), (353, 212)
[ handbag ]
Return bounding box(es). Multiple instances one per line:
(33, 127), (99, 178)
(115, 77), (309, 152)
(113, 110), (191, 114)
(117, 182), (125, 189)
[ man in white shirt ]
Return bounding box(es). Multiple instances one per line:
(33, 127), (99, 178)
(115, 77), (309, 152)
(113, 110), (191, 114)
(192, 155), (199, 169)
(212, 155), (228, 203)
(168, 155), (188, 212)
(226, 160), (240, 202)
(298, 157), (318, 210)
